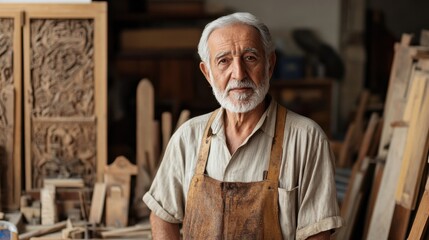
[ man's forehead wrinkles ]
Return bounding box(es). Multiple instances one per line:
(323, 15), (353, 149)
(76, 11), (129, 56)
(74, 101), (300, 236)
(214, 47), (259, 59)
(215, 51), (230, 59)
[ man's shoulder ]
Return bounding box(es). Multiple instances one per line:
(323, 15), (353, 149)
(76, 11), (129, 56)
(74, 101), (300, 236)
(285, 110), (327, 139)
(174, 110), (217, 135)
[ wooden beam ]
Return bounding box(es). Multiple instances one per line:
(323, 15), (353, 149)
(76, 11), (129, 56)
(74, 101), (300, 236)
(89, 182), (106, 224)
(41, 185), (56, 225)
(389, 204), (411, 239)
(396, 66), (429, 209)
(161, 112), (172, 152)
(100, 224), (150, 238)
(19, 220), (67, 240)
(134, 79), (156, 219)
(367, 126), (408, 239)
(378, 34), (416, 158)
(43, 178), (84, 188)
(407, 176), (429, 239)
(175, 109), (190, 131)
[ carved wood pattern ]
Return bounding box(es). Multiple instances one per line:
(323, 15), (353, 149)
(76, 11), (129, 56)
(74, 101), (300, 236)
(32, 121), (97, 188)
(30, 19), (94, 117)
(29, 19), (97, 188)
(0, 18), (15, 207)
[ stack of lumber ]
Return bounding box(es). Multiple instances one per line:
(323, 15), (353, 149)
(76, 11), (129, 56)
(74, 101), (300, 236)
(12, 79), (191, 239)
(337, 32), (429, 240)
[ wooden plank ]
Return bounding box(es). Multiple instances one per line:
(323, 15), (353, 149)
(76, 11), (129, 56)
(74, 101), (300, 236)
(354, 90), (370, 141)
(363, 157), (384, 239)
(337, 157), (369, 240)
(378, 34), (416, 158)
(19, 220), (67, 240)
(362, 118), (385, 239)
(356, 113), (380, 168)
(161, 112), (172, 152)
(337, 122), (356, 167)
(339, 107), (380, 240)
(100, 224), (150, 238)
(337, 89), (370, 168)
(367, 126), (408, 239)
(41, 185), (56, 225)
(175, 109), (190, 131)
(43, 178), (84, 188)
(339, 112), (379, 235)
(389, 204), (412, 239)
(105, 186), (126, 228)
(136, 79), (155, 178)
(134, 79), (156, 219)
(396, 68), (429, 209)
(407, 176), (429, 239)
(88, 182), (106, 224)
(153, 120), (160, 172)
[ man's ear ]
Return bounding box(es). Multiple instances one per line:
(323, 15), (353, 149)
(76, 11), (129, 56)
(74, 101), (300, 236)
(268, 52), (277, 78)
(200, 61), (211, 84)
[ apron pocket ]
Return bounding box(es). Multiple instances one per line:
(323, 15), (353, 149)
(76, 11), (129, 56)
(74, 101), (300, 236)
(278, 186), (299, 239)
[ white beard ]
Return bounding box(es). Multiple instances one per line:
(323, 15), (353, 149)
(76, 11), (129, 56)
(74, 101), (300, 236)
(210, 71), (270, 113)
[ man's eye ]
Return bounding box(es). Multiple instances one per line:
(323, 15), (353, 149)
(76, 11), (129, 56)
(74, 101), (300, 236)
(245, 56), (257, 61)
(218, 59), (228, 64)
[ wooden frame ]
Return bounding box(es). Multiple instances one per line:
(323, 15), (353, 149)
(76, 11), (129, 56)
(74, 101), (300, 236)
(0, 9), (22, 210)
(1, 2), (107, 191)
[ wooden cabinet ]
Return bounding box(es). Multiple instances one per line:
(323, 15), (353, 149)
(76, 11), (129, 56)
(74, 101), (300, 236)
(270, 78), (333, 137)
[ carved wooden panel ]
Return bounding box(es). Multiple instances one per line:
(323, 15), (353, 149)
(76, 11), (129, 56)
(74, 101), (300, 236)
(0, 11), (22, 211)
(28, 19), (97, 189)
(19, 3), (107, 190)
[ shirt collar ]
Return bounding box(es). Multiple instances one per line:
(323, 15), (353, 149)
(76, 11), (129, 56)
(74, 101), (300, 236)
(210, 96), (278, 139)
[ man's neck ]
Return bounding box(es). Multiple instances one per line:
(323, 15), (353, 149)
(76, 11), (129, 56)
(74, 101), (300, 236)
(223, 100), (267, 154)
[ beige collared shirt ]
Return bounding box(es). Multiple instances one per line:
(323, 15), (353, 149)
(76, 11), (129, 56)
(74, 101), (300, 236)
(143, 99), (343, 239)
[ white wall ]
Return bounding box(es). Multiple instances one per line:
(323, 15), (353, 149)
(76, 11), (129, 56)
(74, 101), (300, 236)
(206, 0), (341, 53)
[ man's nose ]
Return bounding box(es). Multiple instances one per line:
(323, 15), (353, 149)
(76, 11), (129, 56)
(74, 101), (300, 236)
(231, 59), (247, 81)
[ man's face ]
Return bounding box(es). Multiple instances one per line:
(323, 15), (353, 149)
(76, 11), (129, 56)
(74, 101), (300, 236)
(200, 23), (276, 113)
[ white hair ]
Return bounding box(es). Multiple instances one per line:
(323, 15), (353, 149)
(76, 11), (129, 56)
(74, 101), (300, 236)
(197, 12), (275, 66)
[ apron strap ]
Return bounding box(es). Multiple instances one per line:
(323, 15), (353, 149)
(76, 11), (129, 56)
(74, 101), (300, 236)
(195, 104), (287, 179)
(195, 108), (220, 175)
(267, 104), (287, 181)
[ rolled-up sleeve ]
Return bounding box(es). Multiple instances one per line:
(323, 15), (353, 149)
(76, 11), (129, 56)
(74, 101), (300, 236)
(142, 129), (187, 223)
(296, 137), (343, 240)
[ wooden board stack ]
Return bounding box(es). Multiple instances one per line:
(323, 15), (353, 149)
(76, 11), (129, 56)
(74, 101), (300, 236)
(340, 32), (429, 240)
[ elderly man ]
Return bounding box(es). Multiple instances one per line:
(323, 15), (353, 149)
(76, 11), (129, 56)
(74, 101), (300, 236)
(143, 12), (343, 239)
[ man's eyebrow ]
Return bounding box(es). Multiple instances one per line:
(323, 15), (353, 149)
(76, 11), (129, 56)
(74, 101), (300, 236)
(214, 51), (231, 61)
(243, 47), (259, 54)
(214, 48), (259, 61)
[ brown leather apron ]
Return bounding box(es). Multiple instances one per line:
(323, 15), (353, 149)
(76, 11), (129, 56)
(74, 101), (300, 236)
(183, 105), (287, 240)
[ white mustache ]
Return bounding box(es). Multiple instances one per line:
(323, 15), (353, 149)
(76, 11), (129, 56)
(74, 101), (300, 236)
(225, 79), (256, 92)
